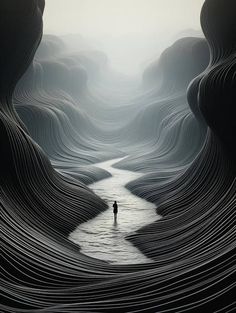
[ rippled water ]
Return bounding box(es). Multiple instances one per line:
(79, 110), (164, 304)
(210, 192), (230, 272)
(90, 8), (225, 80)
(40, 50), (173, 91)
(69, 158), (161, 264)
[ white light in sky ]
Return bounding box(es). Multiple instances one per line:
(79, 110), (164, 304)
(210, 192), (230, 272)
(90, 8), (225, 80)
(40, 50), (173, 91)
(43, 0), (205, 75)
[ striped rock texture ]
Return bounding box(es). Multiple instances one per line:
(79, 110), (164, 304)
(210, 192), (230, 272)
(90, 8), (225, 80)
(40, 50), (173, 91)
(1, 0), (235, 312)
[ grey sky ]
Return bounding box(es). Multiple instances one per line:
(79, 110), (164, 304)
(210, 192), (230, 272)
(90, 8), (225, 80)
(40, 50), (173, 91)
(43, 0), (205, 75)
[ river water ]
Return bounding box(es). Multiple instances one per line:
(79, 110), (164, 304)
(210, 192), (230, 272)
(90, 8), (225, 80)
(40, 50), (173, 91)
(69, 158), (161, 264)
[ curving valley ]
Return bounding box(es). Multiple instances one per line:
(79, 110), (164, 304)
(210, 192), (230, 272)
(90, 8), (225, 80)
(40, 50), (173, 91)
(1, 0), (236, 312)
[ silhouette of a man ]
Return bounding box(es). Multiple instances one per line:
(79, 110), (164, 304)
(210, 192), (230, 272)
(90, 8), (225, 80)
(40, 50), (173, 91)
(113, 201), (118, 221)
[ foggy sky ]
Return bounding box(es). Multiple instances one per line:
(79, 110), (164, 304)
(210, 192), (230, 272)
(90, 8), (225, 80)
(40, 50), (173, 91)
(43, 0), (205, 75)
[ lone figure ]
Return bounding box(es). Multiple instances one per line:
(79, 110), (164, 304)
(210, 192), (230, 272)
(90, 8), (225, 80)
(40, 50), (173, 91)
(113, 201), (118, 221)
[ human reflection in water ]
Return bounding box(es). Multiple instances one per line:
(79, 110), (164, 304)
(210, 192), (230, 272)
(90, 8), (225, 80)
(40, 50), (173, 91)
(113, 201), (118, 223)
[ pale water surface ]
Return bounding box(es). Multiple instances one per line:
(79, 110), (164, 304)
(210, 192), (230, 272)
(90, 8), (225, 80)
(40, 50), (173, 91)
(69, 158), (161, 264)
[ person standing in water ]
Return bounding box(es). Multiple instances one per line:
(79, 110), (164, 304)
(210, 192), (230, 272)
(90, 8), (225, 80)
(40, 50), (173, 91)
(113, 201), (118, 221)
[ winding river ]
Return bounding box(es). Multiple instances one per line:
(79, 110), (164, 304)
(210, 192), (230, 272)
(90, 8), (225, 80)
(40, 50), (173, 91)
(69, 158), (161, 264)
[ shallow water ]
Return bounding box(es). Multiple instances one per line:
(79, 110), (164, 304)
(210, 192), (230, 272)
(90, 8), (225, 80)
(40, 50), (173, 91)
(69, 158), (161, 264)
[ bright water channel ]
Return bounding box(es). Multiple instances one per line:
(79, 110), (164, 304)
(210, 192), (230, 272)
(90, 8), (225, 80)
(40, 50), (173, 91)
(69, 158), (161, 264)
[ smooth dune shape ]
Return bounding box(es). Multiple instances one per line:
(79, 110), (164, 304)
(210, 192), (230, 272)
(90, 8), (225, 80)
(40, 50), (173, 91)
(143, 37), (209, 92)
(1, 1), (236, 313)
(114, 37), (210, 174)
(13, 35), (209, 185)
(13, 37), (122, 184)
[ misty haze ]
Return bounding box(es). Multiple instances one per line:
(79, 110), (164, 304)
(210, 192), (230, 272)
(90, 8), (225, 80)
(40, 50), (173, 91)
(2, 0), (235, 312)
